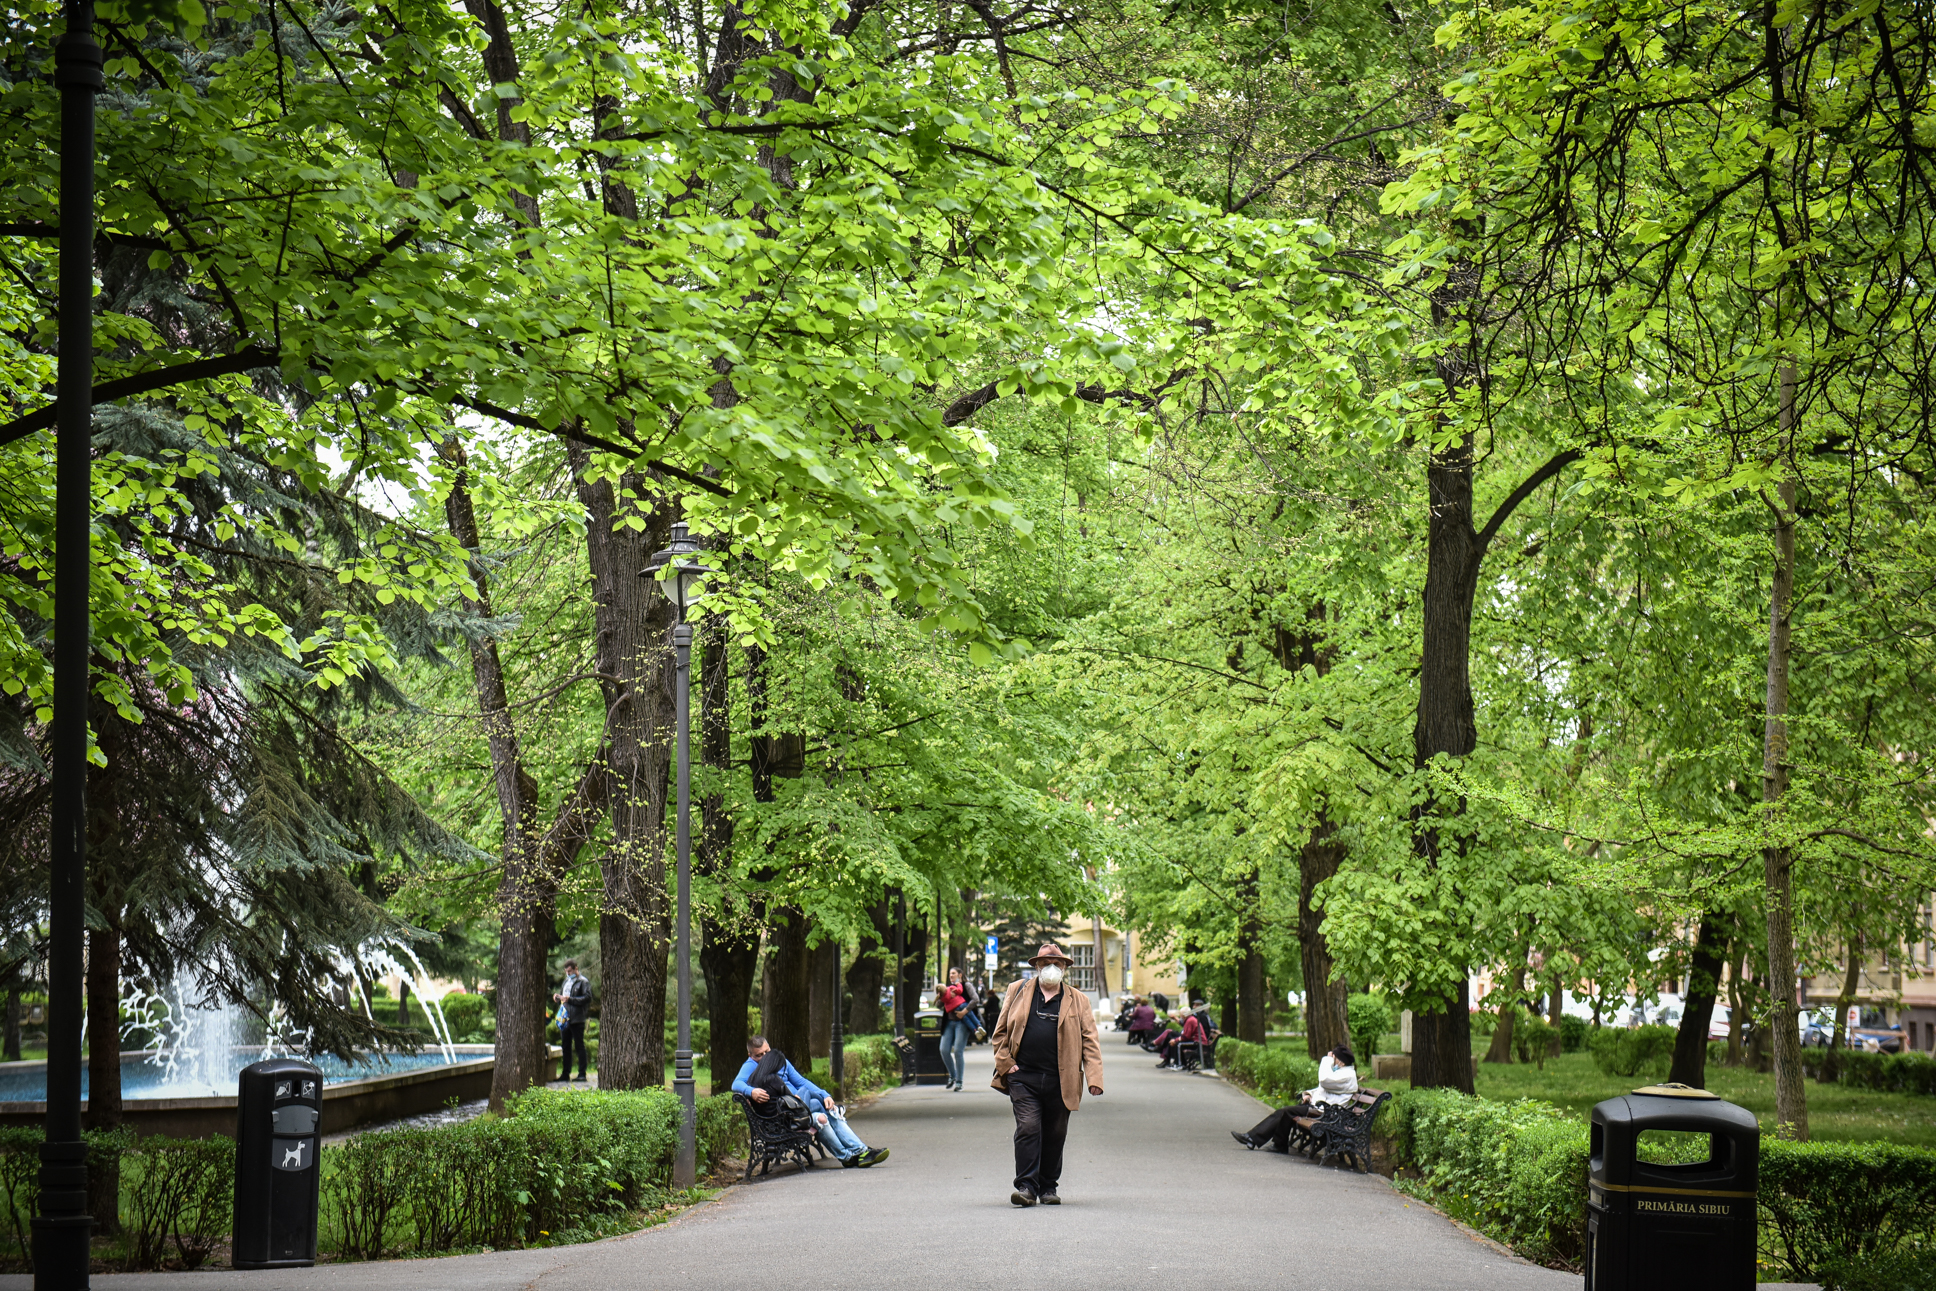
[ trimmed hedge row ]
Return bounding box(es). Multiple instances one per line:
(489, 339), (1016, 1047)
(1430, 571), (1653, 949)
(1, 1088), (749, 1270)
(1384, 1088), (1936, 1283)
(1803, 1048), (1936, 1097)
(1216, 1039), (1318, 1105)
(1, 1129), (234, 1271)
(832, 1034), (903, 1104)
(323, 1086), (744, 1258)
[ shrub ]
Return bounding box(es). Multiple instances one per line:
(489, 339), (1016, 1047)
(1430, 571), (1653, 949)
(1586, 1024), (1677, 1078)
(831, 1034), (902, 1103)
(1384, 1087), (1936, 1282)
(1387, 1088), (1590, 1265)
(1346, 993), (1395, 1061)
(1760, 1139), (1936, 1281)
(0, 1126), (137, 1265)
(1514, 1017), (1560, 1069)
(124, 1135), (233, 1270)
(1558, 1015), (1589, 1053)
(320, 1087), (743, 1260)
(1803, 1049), (1936, 1097)
(437, 992), (487, 1042)
(1819, 1247), (1936, 1291)
(662, 1017), (711, 1060)
(1216, 1039), (1319, 1105)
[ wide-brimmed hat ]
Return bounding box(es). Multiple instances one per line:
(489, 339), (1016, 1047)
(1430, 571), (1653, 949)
(1029, 942), (1074, 966)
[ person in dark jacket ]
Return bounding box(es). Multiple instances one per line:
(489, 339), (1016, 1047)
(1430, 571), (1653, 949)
(1126, 999), (1157, 1046)
(554, 961), (592, 1081)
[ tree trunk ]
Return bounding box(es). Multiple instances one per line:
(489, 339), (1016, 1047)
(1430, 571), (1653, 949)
(1236, 864), (1266, 1044)
(898, 902), (929, 1034)
(1298, 816), (1350, 1059)
(1760, 371), (1808, 1137)
(1484, 958), (1526, 1065)
(762, 911), (811, 1065)
(397, 977), (411, 1027)
(1829, 933), (1860, 1051)
(1726, 944), (1747, 1067)
(84, 913), (121, 1234)
(1669, 913), (1727, 1087)
(3, 990), (19, 1062)
(808, 937), (835, 1059)
(1409, 410), (1483, 1095)
(1547, 979), (1564, 1057)
(570, 444), (676, 1090)
(697, 612), (759, 1085)
(846, 907), (888, 1035)
(441, 445), (577, 1112)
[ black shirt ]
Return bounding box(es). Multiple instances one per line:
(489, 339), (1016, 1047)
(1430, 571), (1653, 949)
(1015, 984), (1063, 1075)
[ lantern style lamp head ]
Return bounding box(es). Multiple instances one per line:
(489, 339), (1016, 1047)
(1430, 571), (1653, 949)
(643, 521), (717, 621)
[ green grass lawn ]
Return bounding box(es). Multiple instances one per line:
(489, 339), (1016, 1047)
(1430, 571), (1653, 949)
(1257, 1035), (1934, 1148)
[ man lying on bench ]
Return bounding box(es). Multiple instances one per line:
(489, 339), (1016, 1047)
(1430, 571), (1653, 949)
(733, 1035), (889, 1167)
(1229, 1044), (1357, 1152)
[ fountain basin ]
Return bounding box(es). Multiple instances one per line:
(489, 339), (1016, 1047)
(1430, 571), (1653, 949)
(0, 1045), (502, 1139)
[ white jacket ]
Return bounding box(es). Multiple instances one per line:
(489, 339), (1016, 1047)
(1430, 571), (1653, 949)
(1307, 1053), (1358, 1105)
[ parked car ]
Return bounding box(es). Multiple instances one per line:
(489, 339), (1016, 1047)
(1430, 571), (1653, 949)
(1852, 1024), (1904, 1053)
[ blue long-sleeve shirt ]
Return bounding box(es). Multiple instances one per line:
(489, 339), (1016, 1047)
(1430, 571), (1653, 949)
(732, 1054), (829, 1105)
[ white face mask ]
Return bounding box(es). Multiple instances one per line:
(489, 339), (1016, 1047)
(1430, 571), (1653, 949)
(1037, 964), (1065, 987)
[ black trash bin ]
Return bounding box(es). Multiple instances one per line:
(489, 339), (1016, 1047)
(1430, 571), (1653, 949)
(1586, 1083), (1759, 1291)
(232, 1058), (324, 1269)
(911, 1009), (949, 1085)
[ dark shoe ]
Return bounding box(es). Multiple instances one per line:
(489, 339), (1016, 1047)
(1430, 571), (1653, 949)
(1010, 1187), (1038, 1207)
(857, 1148), (889, 1167)
(1265, 1139), (1290, 1154)
(1039, 1190), (1060, 1205)
(841, 1155), (860, 1169)
(1232, 1131), (1258, 1150)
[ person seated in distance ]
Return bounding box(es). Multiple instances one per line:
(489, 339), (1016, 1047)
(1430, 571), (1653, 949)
(1230, 1044), (1358, 1152)
(732, 1035), (888, 1168)
(1126, 998), (1157, 1046)
(1154, 1007), (1214, 1067)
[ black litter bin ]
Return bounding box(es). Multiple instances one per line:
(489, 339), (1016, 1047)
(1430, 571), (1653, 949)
(1586, 1083), (1759, 1291)
(911, 1009), (948, 1085)
(232, 1058), (324, 1269)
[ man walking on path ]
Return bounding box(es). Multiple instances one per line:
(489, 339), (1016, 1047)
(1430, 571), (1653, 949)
(554, 960), (591, 1082)
(989, 942), (1103, 1207)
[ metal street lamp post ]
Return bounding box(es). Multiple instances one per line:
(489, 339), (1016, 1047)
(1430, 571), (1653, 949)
(643, 522), (714, 1191)
(39, 2), (103, 1287)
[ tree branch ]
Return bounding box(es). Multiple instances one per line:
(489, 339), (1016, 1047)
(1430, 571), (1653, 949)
(1475, 448), (1581, 556)
(0, 346), (282, 448)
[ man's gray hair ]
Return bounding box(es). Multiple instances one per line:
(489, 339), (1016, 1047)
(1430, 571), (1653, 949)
(746, 1035), (767, 1053)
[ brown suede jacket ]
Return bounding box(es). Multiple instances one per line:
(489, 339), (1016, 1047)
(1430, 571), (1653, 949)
(989, 977), (1105, 1111)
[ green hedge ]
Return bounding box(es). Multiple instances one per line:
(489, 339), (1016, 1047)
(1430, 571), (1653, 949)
(831, 1034), (902, 1103)
(1586, 1024), (1677, 1078)
(2, 1089), (748, 1271)
(1346, 994), (1395, 1062)
(2, 1128), (232, 1272)
(1216, 1039), (1319, 1104)
(1382, 1088), (1936, 1281)
(324, 1086), (744, 1258)
(1803, 1049), (1936, 1097)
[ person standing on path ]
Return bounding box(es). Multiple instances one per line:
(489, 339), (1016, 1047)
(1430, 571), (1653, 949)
(989, 943), (1103, 1207)
(935, 967), (980, 1091)
(554, 960), (591, 1082)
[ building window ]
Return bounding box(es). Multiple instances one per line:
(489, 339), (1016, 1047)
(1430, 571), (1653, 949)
(1071, 943), (1097, 993)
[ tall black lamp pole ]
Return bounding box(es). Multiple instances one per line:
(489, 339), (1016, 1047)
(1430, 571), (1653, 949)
(644, 522), (714, 1191)
(39, 2), (102, 1287)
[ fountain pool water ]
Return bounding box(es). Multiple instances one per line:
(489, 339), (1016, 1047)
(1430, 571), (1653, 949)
(0, 1049), (469, 1103)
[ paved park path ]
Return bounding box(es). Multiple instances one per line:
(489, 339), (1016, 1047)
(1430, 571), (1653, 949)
(4, 1048), (1817, 1291)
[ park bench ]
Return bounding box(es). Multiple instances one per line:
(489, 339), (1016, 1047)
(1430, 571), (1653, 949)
(1172, 1035), (1219, 1072)
(1288, 1088), (1390, 1174)
(733, 1092), (827, 1179)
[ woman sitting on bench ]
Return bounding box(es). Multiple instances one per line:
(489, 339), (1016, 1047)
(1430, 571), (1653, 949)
(1229, 1045), (1357, 1151)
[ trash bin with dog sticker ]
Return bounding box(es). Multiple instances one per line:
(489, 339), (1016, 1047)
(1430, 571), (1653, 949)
(232, 1058), (323, 1268)
(1586, 1083), (1759, 1291)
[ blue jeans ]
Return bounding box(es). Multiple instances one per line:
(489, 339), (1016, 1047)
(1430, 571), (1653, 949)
(815, 1107), (868, 1160)
(939, 1018), (971, 1086)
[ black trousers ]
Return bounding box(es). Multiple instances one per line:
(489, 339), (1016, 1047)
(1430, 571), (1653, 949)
(1008, 1069), (1071, 1194)
(559, 1019), (588, 1079)
(1245, 1101), (1313, 1150)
